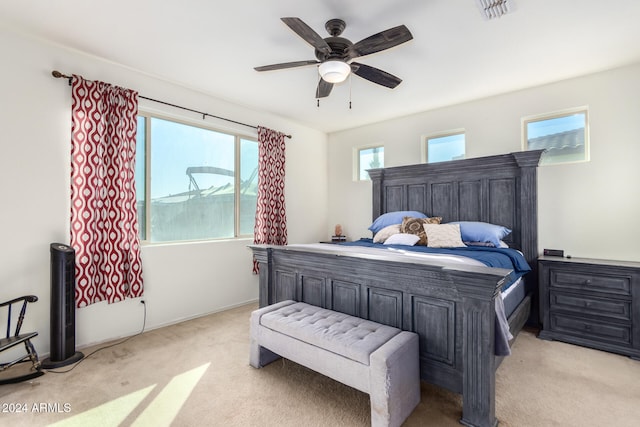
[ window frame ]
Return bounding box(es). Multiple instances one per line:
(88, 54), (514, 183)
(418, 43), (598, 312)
(136, 110), (258, 244)
(421, 129), (466, 164)
(522, 106), (590, 166)
(354, 144), (384, 181)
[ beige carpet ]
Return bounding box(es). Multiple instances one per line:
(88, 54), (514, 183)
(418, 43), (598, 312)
(1, 303), (639, 427)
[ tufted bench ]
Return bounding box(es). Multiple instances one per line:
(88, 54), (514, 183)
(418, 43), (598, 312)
(250, 300), (420, 427)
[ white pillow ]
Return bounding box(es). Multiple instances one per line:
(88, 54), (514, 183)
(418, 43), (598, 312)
(423, 224), (466, 248)
(383, 233), (420, 246)
(373, 224), (401, 243)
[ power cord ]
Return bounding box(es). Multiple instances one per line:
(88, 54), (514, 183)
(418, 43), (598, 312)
(45, 300), (147, 374)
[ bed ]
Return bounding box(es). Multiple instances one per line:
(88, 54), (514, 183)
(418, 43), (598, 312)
(250, 150), (543, 427)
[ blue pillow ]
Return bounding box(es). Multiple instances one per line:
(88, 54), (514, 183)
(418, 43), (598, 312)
(368, 211), (427, 234)
(450, 221), (512, 248)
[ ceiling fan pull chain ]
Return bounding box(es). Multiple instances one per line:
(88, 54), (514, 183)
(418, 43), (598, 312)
(316, 71), (321, 107)
(349, 74), (352, 109)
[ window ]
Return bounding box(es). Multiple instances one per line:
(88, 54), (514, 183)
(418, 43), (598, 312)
(135, 118), (147, 241)
(422, 131), (465, 163)
(523, 108), (589, 165)
(357, 146), (384, 180)
(136, 114), (258, 243)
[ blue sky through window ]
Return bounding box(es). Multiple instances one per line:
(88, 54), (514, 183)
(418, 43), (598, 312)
(428, 133), (465, 163)
(527, 113), (585, 139)
(150, 118), (235, 199)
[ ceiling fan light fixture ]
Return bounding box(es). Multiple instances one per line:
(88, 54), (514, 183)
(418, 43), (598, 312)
(319, 60), (351, 83)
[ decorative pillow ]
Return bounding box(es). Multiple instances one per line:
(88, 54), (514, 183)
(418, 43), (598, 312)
(368, 211), (427, 234)
(423, 224), (466, 248)
(383, 233), (420, 246)
(400, 216), (442, 245)
(451, 221), (512, 248)
(373, 224), (401, 243)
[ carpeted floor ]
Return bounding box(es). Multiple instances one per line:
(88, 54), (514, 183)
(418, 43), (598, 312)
(1, 302), (639, 426)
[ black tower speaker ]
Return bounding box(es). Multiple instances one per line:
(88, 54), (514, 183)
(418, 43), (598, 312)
(41, 243), (84, 369)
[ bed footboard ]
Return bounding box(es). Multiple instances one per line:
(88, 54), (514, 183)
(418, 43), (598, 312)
(251, 244), (518, 427)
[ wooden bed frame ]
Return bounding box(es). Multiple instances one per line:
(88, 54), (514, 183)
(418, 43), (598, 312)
(250, 150), (543, 427)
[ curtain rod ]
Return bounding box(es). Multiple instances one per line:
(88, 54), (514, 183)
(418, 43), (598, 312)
(51, 70), (291, 139)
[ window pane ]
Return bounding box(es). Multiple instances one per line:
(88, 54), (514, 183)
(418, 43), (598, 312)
(240, 138), (258, 236)
(135, 116), (146, 240)
(359, 147), (384, 180)
(427, 133), (465, 163)
(525, 111), (587, 165)
(150, 118), (235, 242)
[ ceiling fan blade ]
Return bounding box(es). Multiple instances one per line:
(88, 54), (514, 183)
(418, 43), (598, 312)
(281, 17), (331, 56)
(254, 60), (320, 72)
(348, 25), (413, 59)
(316, 79), (334, 98)
(351, 62), (402, 89)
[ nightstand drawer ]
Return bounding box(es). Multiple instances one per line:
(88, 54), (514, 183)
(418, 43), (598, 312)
(550, 270), (631, 296)
(549, 313), (631, 346)
(539, 257), (640, 358)
(550, 292), (631, 321)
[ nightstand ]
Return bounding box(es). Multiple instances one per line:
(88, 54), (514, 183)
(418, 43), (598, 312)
(538, 256), (640, 359)
(319, 237), (349, 244)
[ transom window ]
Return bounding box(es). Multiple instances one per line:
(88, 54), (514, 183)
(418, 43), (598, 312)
(136, 114), (258, 243)
(422, 131), (465, 163)
(523, 108), (589, 165)
(357, 146), (384, 180)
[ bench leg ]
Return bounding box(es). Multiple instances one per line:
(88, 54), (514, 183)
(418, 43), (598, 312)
(250, 345), (281, 368)
(369, 332), (421, 427)
(249, 301), (295, 368)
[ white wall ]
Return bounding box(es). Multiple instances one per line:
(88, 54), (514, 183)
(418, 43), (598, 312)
(328, 63), (640, 263)
(0, 27), (328, 354)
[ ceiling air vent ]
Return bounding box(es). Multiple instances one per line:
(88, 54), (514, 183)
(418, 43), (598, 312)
(476, 0), (513, 20)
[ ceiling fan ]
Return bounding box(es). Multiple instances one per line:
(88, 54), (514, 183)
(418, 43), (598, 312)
(254, 17), (413, 98)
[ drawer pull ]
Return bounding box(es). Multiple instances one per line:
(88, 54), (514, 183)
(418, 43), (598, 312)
(584, 324), (592, 331)
(582, 279), (592, 285)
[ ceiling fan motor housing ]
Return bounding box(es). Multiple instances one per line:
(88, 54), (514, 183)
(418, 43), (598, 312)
(315, 37), (352, 61)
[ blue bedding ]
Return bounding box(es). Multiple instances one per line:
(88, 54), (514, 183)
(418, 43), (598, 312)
(340, 238), (531, 290)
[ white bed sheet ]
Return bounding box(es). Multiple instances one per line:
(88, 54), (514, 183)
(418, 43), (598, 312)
(291, 243), (489, 268)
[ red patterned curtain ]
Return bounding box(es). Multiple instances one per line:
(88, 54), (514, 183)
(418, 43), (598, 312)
(70, 75), (144, 307)
(253, 126), (288, 273)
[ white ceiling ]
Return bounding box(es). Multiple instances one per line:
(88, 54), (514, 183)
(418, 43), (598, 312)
(2, 0), (640, 133)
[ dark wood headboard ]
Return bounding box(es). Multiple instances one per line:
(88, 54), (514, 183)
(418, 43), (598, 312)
(368, 150), (544, 269)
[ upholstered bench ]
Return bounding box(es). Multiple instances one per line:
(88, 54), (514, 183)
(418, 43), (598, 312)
(250, 300), (420, 427)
